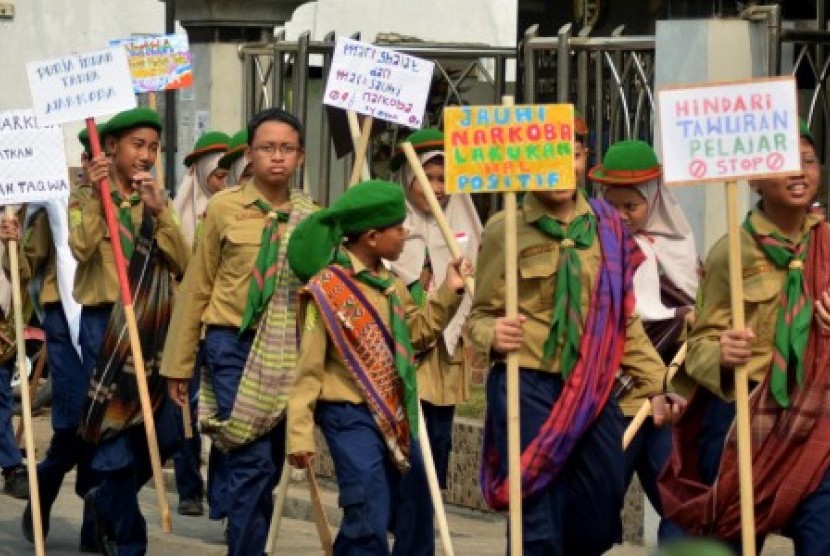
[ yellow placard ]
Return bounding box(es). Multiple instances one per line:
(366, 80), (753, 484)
(444, 104), (576, 194)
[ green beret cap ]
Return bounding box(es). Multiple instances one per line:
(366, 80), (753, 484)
(588, 140), (662, 185)
(390, 128), (444, 172)
(102, 107), (162, 138)
(288, 180), (406, 282)
(184, 131), (231, 167)
(78, 128), (91, 153)
(658, 539), (734, 556)
(800, 118), (814, 145)
(218, 129), (248, 170)
(78, 121), (112, 154)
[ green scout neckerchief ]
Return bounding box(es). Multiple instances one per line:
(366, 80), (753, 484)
(111, 191), (141, 260)
(743, 215), (812, 407)
(239, 200), (290, 332)
(535, 212), (596, 378)
(343, 257), (419, 436)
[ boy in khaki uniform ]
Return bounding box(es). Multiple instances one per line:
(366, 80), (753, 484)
(659, 125), (830, 553)
(71, 107), (189, 555)
(162, 108), (317, 556)
(469, 167), (672, 553)
(7, 127), (104, 550)
(286, 180), (471, 555)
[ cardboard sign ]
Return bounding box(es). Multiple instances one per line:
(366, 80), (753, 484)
(323, 37), (435, 128)
(444, 104), (576, 194)
(111, 34), (193, 93)
(0, 110), (69, 205)
(26, 47), (137, 125)
(658, 77), (800, 184)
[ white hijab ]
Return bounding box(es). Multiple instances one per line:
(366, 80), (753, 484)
(227, 157), (249, 188)
(388, 151), (483, 355)
(173, 152), (223, 247)
(602, 179), (699, 322)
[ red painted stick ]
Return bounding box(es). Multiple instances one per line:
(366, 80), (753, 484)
(85, 117), (172, 532)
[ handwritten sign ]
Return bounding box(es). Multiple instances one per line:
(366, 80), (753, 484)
(444, 104), (576, 194)
(26, 47), (137, 125)
(658, 77), (800, 184)
(0, 110), (69, 205)
(323, 37), (435, 127)
(111, 34), (193, 93)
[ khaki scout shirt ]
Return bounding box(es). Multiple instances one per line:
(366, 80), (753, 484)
(160, 181), (297, 380)
(287, 251), (463, 455)
(417, 339), (468, 406)
(680, 209), (823, 401)
(19, 208), (60, 304)
(468, 192), (665, 415)
(68, 181), (189, 306)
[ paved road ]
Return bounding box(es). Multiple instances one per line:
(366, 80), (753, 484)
(0, 412), (795, 555)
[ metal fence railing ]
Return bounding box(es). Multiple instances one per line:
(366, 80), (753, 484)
(238, 32), (513, 206)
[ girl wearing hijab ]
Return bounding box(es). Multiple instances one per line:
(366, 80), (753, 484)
(590, 139), (698, 540)
(388, 129), (483, 489)
(173, 131), (230, 248)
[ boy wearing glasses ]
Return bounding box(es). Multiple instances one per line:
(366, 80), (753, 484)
(162, 108), (318, 556)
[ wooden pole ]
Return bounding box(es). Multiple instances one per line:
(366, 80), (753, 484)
(347, 110), (371, 183)
(15, 342), (47, 447)
(622, 342), (688, 450)
(417, 401), (455, 556)
(264, 460), (291, 555)
(401, 142), (475, 297)
(6, 205), (45, 556)
(348, 114), (373, 186)
(86, 118), (172, 533)
(726, 179), (756, 555)
(501, 95), (523, 555)
(307, 469), (334, 556)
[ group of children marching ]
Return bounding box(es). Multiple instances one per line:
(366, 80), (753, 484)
(0, 103), (827, 556)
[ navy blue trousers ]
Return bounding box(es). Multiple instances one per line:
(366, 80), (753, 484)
(622, 416), (685, 541)
(173, 344), (203, 503)
(82, 305), (182, 556)
(421, 401), (454, 489)
(487, 364), (626, 556)
(690, 390), (830, 555)
(203, 326), (286, 556)
(0, 358), (21, 471)
(317, 402), (434, 556)
(36, 304), (96, 540)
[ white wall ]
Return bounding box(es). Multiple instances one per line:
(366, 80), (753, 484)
(285, 0), (517, 47)
(0, 0), (166, 162)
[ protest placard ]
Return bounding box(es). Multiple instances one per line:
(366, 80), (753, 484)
(26, 47), (136, 125)
(111, 34), (193, 93)
(658, 76), (800, 184)
(323, 37), (434, 127)
(0, 109), (69, 204)
(444, 104), (576, 193)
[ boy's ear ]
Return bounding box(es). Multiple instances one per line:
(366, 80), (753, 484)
(364, 229), (378, 248)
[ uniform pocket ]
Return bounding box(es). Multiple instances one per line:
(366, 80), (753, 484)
(337, 483), (374, 539)
(518, 249), (557, 312)
(221, 224), (263, 280)
(743, 273), (781, 344)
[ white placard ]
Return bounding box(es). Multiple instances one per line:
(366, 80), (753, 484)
(658, 77), (800, 184)
(323, 37), (435, 128)
(26, 47), (137, 125)
(0, 110), (70, 205)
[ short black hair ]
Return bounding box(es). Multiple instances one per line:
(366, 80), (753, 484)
(343, 219), (405, 245)
(247, 108), (304, 147)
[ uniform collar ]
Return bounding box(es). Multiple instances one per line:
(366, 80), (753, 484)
(749, 205), (821, 242)
(523, 190), (592, 224)
(239, 180), (292, 211)
(344, 249), (391, 280)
